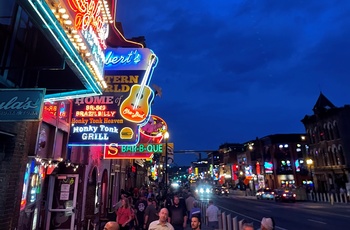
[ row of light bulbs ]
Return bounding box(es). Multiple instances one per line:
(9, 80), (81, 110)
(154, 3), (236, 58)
(48, 1), (111, 89)
(34, 156), (80, 171)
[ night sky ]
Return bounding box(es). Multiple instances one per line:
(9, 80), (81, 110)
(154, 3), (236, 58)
(116, 0), (350, 166)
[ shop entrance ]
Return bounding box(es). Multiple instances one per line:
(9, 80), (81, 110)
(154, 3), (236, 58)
(45, 174), (79, 230)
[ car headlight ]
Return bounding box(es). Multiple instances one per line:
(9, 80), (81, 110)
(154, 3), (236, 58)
(195, 189), (199, 193)
(200, 188), (204, 193)
(206, 188), (210, 193)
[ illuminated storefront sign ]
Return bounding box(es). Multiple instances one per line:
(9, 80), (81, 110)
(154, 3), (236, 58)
(20, 160), (44, 211)
(264, 162), (274, 174)
(68, 48), (158, 146)
(68, 71), (153, 146)
(231, 164), (238, 180)
(256, 162), (261, 175)
(140, 115), (168, 144)
(103, 143), (164, 159)
(104, 48), (157, 70)
(0, 89), (45, 121)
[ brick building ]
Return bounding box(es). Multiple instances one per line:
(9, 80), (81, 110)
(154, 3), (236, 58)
(301, 93), (350, 192)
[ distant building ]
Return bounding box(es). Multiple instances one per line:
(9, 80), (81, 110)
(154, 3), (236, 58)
(301, 93), (350, 192)
(258, 134), (308, 189)
(218, 143), (245, 186)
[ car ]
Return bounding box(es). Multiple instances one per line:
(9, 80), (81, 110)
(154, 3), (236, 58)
(274, 189), (296, 202)
(214, 186), (229, 196)
(195, 184), (212, 198)
(256, 188), (275, 200)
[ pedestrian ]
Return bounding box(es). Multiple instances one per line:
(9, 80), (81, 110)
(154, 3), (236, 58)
(242, 222), (254, 230)
(116, 198), (133, 230)
(260, 217), (275, 230)
(191, 216), (201, 230)
(115, 193), (127, 212)
(144, 198), (158, 230)
(148, 208), (174, 230)
(168, 195), (188, 230)
(185, 192), (195, 221)
(135, 195), (148, 230)
(205, 200), (219, 230)
(104, 221), (120, 230)
(189, 201), (201, 221)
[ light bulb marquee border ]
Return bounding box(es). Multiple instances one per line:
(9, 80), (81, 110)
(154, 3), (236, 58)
(25, 0), (116, 101)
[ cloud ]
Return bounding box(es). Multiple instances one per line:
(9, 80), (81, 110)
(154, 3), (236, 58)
(116, 0), (350, 153)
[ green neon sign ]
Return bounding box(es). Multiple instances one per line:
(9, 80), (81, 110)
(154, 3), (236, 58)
(121, 144), (163, 153)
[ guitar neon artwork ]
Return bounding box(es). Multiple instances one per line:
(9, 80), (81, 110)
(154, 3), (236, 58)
(120, 54), (157, 124)
(119, 84), (153, 123)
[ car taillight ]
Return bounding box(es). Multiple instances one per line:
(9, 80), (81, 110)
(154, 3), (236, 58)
(271, 192), (274, 194)
(293, 194), (296, 197)
(283, 194), (287, 197)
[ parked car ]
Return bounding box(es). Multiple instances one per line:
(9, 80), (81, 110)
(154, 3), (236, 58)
(256, 188), (275, 200)
(274, 189), (296, 202)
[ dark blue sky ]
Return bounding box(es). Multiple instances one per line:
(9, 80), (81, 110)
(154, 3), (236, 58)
(116, 0), (350, 166)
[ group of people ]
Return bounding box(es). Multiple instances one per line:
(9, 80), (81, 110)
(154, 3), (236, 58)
(104, 208), (201, 230)
(242, 217), (275, 230)
(101, 186), (206, 230)
(103, 185), (276, 230)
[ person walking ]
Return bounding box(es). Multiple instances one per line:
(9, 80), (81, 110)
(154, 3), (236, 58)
(168, 195), (187, 230)
(144, 198), (158, 230)
(135, 195), (148, 230)
(148, 208), (174, 230)
(185, 192), (195, 221)
(189, 201), (201, 221)
(104, 221), (120, 230)
(116, 198), (133, 230)
(191, 216), (201, 230)
(205, 200), (220, 230)
(242, 222), (254, 230)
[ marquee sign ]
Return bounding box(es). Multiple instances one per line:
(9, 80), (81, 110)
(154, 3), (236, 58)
(25, 0), (116, 101)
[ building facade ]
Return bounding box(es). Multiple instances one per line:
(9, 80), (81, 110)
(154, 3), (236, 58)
(301, 93), (350, 192)
(0, 1), (147, 229)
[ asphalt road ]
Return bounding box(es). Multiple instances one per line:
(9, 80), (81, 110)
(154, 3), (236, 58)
(204, 194), (350, 230)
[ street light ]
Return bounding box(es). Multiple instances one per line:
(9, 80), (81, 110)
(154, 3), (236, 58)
(306, 158), (314, 180)
(164, 131), (169, 196)
(306, 158), (314, 193)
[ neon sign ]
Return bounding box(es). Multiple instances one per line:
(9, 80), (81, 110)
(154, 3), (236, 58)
(140, 115), (168, 144)
(105, 50), (141, 66)
(103, 143), (162, 159)
(104, 48), (157, 70)
(264, 162), (273, 174)
(69, 48), (158, 146)
(68, 71), (147, 146)
(121, 144), (163, 153)
(68, 0), (107, 49)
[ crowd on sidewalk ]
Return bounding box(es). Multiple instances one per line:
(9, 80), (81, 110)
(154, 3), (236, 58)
(101, 184), (214, 230)
(103, 184), (276, 230)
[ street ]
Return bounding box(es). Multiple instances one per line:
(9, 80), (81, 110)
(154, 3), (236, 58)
(207, 194), (350, 230)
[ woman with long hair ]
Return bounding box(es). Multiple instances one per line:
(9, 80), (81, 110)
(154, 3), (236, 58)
(116, 198), (133, 230)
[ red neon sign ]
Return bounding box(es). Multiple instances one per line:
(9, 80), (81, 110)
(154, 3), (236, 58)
(68, 0), (103, 31)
